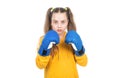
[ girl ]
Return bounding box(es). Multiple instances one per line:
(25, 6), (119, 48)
(36, 7), (88, 78)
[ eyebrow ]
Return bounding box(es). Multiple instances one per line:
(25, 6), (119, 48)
(52, 19), (66, 21)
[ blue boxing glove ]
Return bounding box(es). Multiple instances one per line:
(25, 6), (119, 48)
(38, 30), (59, 56)
(65, 30), (85, 56)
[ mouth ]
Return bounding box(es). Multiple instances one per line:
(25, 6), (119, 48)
(57, 29), (62, 32)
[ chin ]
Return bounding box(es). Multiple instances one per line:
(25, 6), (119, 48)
(57, 32), (61, 35)
(58, 31), (64, 35)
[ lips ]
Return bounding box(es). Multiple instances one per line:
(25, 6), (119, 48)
(57, 29), (62, 32)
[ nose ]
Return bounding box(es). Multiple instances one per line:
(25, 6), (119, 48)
(57, 23), (61, 28)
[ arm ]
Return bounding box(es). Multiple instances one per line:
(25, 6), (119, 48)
(74, 45), (88, 66)
(74, 54), (88, 66)
(73, 45), (88, 66)
(65, 30), (88, 66)
(35, 36), (51, 69)
(36, 54), (51, 69)
(35, 30), (59, 69)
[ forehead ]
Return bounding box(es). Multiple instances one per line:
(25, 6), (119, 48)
(51, 12), (67, 20)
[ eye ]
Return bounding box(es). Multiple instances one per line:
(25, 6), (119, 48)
(61, 20), (65, 24)
(53, 20), (58, 24)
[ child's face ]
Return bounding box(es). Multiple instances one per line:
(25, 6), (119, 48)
(51, 12), (68, 36)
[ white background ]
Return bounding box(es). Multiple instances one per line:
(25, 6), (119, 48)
(0, 0), (120, 78)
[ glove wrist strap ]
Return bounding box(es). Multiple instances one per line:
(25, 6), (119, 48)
(75, 46), (85, 56)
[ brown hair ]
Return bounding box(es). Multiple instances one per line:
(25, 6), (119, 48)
(43, 7), (76, 58)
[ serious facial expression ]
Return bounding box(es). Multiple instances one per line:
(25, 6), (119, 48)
(51, 12), (68, 36)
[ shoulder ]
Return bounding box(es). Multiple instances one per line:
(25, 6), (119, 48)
(39, 35), (44, 42)
(36, 35), (44, 51)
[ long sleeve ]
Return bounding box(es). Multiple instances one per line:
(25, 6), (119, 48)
(74, 54), (88, 66)
(35, 36), (51, 69)
(36, 54), (51, 69)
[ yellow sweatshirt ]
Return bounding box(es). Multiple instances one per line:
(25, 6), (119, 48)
(36, 32), (88, 78)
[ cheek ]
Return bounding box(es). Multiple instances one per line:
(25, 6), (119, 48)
(64, 26), (67, 30)
(51, 22), (57, 27)
(51, 25), (57, 30)
(63, 23), (68, 29)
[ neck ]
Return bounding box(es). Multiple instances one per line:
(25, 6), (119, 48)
(59, 32), (65, 40)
